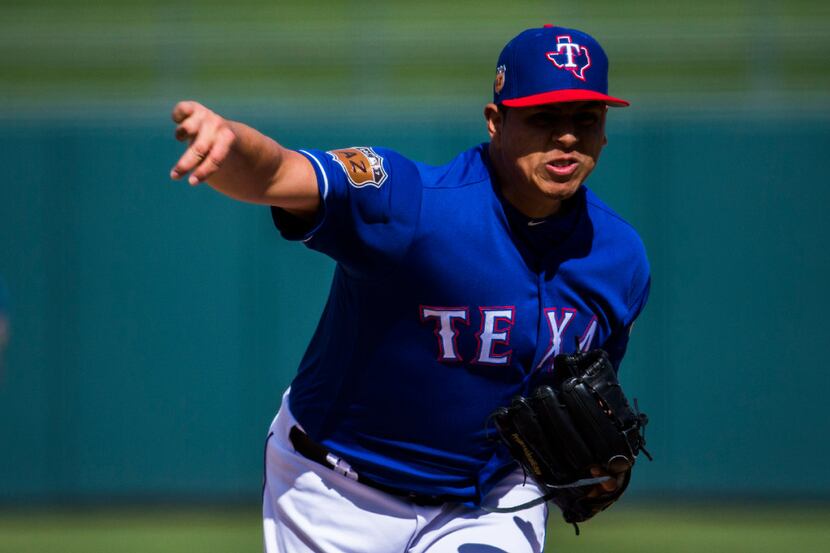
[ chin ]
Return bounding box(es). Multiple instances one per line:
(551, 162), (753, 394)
(539, 179), (582, 200)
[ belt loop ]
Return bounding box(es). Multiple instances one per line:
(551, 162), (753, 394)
(325, 452), (359, 481)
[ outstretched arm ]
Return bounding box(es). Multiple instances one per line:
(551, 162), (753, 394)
(169, 101), (319, 220)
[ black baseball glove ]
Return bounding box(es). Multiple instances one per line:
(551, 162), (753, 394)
(488, 349), (650, 531)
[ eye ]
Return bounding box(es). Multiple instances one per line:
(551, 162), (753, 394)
(527, 113), (557, 127)
(574, 112), (600, 127)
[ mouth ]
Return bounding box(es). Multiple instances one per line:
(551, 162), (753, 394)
(545, 158), (579, 178)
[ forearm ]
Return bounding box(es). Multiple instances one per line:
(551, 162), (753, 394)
(205, 122), (298, 204)
(170, 101), (319, 219)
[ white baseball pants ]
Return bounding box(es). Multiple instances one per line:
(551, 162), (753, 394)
(262, 390), (548, 553)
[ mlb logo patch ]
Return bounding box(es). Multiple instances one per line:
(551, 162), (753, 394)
(494, 64), (506, 94)
(545, 35), (592, 81)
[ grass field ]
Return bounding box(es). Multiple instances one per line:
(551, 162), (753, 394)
(1, 503), (828, 553)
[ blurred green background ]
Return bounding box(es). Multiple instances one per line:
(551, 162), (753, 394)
(1, 0), (829, 551)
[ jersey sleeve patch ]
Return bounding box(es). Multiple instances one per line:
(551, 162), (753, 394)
(328, 147), (388, 188)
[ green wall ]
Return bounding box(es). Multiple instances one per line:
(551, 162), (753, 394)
(2, 112), (829, 502)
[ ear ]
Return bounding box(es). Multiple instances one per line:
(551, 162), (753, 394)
(483, 103), (502, 142)
(600, 107), (608, 146)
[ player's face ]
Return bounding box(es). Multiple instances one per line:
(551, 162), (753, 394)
(486, 101), (607, 218)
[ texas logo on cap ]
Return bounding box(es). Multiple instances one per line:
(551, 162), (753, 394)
(546, 35), (592, 82)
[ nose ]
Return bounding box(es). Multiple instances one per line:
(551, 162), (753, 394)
(552, 121), (578, 149)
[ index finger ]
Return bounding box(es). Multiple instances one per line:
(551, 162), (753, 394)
(171, 101), (197, 124)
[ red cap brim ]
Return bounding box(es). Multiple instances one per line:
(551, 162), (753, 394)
(502, 89), (629, 108)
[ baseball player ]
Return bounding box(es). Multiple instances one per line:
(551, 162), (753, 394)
(170, 25), (649, 553)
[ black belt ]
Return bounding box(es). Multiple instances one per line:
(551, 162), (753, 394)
(288, 425), (461, 507)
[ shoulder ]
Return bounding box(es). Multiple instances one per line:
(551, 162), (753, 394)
(582, 187), (650, 308)
(414, 143), (491, 190)
(583, 187), (647, 260)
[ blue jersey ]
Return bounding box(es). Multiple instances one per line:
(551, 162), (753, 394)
(271, 143), (650, 504)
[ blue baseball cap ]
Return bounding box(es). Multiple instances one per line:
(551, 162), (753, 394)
(493, 25), (629, 107)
